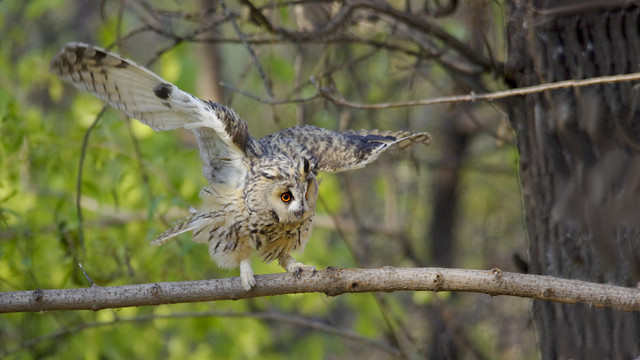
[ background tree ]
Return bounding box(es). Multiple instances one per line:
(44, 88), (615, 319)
(506, 1), (640, 358)
(2, 0), (638, 358)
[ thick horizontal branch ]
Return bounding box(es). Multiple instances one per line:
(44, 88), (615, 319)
(2, 267), (639, 313)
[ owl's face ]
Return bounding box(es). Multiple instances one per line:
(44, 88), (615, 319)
(268, 175), (317, 223)
(248, 157), (318, 224)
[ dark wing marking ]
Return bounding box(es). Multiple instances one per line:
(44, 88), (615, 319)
(259, 125), (430, 173)
(51, 42), (252, 187)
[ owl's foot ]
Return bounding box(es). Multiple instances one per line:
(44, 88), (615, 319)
(292, 264), (316, 279)
(282, 255), (316, 279)
(239, 259), (256, 291)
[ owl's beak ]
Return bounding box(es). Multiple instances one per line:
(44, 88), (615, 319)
(293, 209), (304, 219)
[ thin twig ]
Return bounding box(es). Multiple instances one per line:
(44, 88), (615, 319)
(240, 0), (496, 72)
(219, 81), (320, 104)
(314, 72), (640, 109)
(77, 263), (95, 287)
(219, 0), (274, 100)
(75, 108), (107, 250)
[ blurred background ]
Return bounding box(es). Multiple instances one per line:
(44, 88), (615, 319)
(0, 0), (530, 358)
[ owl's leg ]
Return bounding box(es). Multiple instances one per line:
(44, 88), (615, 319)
(239, 258), (256, 291)
(281, 254), (316, 279)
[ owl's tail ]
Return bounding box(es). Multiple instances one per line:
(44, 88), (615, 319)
(151, 213), (199, 246)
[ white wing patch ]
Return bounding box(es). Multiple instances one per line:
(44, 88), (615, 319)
(51, 42), (248, 187)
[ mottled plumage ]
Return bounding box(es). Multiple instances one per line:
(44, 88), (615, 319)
(51, 43), (431, 290)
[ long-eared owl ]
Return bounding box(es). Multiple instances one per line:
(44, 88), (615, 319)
(51, 43), (431, 290)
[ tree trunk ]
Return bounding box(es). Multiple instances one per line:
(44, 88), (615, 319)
(506, 2), (640, 359)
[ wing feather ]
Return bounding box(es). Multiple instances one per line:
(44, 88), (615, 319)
(50, 42), (250, 187)
(260, 126), (430, 173)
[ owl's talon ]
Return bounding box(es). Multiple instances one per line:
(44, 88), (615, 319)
(241, 273), (256, 291)
(286, 262), (316, 279)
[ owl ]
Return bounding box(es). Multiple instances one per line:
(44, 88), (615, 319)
(51, 43), (431, 291)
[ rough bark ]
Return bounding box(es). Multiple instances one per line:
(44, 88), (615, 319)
(506, 2), (640, 358)
(2, 267), (639, 314)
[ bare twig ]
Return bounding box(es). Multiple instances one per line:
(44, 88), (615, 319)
(77, 263), (95, 287)
(236, 0), (494, 71)
(75, 108), (107, 251)
(314, 72), (640, 109)
(2, 267), (639, 314)
(219, 81), (320, 105)
(219, 0), (274, 100)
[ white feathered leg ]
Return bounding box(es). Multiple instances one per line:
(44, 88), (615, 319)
(239, 258), (256, 290)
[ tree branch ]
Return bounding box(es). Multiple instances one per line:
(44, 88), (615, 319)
(2, 267), (639, 314)
(314, 72), (640, 109)
(237, 0), (495, 72)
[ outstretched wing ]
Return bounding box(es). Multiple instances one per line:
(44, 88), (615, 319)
(50, 42), (251, 187)
(261, 125), (430, 173)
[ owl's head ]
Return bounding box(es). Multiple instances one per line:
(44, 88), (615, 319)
(248, 156), (318, 223)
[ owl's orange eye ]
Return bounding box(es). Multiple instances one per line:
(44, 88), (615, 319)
(281, 192), (293, 203)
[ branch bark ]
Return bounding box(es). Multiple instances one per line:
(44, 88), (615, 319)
(2, 267), (639, 314)
(313, 72), (640, 109)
